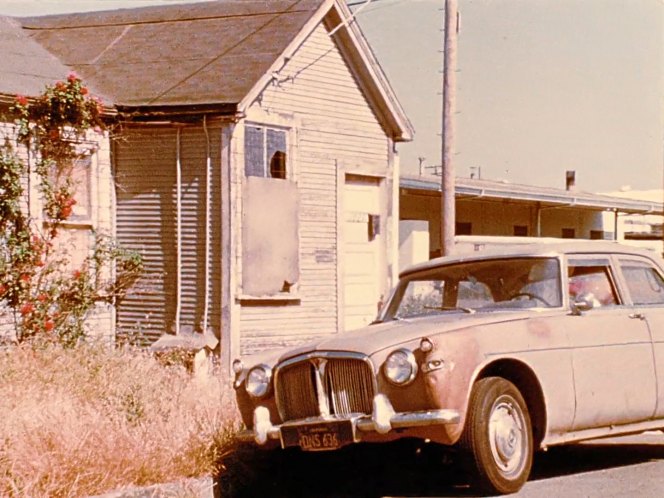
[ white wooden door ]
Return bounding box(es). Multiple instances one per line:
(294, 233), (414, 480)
(343, 177), (381, 331)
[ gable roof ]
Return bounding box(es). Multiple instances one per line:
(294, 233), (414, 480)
(21, 0), (323, 108)
(19, 0), (413, 140)
(0, 15), (74, 101)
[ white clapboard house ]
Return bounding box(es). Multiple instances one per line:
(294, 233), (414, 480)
(16, 0), (413, 369)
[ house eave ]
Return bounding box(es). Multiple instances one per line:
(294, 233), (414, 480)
(1, 92), (118, 119)
(115, 103), (240, 122)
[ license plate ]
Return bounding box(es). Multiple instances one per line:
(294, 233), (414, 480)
(281, 420), (354, 452)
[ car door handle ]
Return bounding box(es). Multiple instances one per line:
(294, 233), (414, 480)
(629, 312), (645, 320)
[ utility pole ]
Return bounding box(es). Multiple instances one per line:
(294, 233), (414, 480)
(441, 0), (458, 256)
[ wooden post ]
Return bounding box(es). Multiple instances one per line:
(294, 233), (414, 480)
(441, 0), (458, 256)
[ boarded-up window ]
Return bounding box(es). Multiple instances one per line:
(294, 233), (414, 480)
(242, 177), (299, 296)
(244, 125), (287, 179)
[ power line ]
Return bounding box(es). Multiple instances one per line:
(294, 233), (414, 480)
(347, 0), (391, 7)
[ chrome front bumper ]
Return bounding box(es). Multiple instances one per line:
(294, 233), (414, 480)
(236, 394), (460, 447)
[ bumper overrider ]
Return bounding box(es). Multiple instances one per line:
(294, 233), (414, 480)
(236, 393), (460, 450)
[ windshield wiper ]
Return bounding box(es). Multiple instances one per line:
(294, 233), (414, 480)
(424, 305), (476, 314)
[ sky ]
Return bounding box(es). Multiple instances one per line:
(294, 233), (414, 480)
(0, 0), (662, 194)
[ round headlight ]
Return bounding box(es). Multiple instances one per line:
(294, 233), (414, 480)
(245, 364), (273, 398)
(383, 348), (418, 386)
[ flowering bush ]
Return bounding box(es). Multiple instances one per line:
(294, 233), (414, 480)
(0, 74), (142, 346)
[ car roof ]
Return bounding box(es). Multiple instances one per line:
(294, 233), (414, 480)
(400, 241), (661, 277)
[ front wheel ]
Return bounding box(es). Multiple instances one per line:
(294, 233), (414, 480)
(460, 377), (533, 495)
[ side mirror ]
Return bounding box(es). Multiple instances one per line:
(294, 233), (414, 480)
(570, 293), (595, 315)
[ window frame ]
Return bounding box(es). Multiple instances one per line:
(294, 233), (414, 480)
(41, 148), (96, 228)
(561, 228), (576, 239)
(243, 122), (291, 180)
(455, 221), (472, 236)
(513, 225), (528, 237)
(565, 254), (623, 308)
(616, 255), (664, 307)
(68, 153), (93, 223)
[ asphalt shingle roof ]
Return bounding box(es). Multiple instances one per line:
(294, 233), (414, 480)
(21, 0), (326, 108)
(0, 15), (74, 99)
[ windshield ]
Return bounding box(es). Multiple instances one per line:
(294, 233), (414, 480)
(381, 257), (562, 321)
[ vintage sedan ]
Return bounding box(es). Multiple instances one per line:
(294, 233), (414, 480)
(233, 242), (664, 494)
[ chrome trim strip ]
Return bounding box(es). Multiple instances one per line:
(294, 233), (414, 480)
(314, 358), (330, 416)
(277, 351), (376, 371)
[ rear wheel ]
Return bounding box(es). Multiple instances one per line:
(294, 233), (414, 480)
(460, 377), (533, 495)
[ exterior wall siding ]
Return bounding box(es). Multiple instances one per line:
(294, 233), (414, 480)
(114, 125), (222, 344)
(238, 24), (390, 354)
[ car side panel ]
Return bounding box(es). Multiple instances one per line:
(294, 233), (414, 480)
(422, 315), (575, 444)
(613, 255), (664, 420)
(641, 309), (664, 419)
(567, 309), (656, 429)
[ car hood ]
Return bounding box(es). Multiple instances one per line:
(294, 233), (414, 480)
(273, 310), (553, 364)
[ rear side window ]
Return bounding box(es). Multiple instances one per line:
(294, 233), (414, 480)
(620, 259), (664, 305)
(568, 258), (619, 307)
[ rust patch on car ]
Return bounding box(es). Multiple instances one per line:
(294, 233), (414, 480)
(527, 319), (551, 339)
(422, 333), (480, 442)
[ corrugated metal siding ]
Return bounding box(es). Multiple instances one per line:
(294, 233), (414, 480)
(239, 24), (389, 355)
(114, 126), (222, 344)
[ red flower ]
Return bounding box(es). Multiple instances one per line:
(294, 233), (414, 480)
(15, 95), (28, 106)
(61, 206), (72, 219)
(55, 81), (66, 91)
(44, 320), (55, 332)
(37, 293), (48, 302)
(73, 270), (82, 280)
(35, 259), (45, 267)
(19, 274), (31, 283)
(20, 302), (34, 316)
(0, 284), (7, 296)
(67, 72), (79, 83)
(81, 86), (89, 95)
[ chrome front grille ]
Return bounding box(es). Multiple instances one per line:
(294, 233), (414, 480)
(276, 361), (319, 420)
(275, 356), (375, 422)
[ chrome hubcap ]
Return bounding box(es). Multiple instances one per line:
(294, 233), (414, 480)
(488, 396), (527, 476)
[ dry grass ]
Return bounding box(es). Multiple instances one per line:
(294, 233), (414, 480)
(0, 343), (238, 497)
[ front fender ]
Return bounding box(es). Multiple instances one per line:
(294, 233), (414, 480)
(421, 332), (482, 444)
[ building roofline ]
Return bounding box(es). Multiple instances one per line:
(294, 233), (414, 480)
(400, 174), (664, 215)
(237, 0), (414, 142)
(19, 0), (413, 139)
